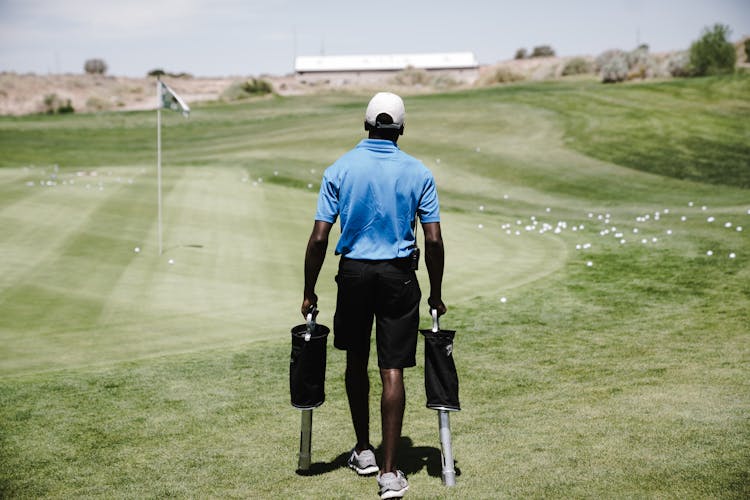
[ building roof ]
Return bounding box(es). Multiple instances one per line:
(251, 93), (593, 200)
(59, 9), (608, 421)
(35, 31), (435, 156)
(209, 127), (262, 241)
(295, 52), (479, 73)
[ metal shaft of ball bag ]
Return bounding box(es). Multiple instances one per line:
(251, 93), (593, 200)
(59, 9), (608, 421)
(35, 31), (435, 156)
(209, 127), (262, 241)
(297, 310), (316, 471)
(431, 309), (457, 486)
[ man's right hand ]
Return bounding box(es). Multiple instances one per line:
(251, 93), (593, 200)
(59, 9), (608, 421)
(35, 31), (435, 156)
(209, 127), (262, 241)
(301, 294), (318, 318)
(428, 296), (447, 316)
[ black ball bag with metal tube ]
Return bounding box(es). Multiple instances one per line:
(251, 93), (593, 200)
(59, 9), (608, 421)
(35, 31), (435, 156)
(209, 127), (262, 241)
(290, 313), (330, 409)
(421, 311), (460, 411)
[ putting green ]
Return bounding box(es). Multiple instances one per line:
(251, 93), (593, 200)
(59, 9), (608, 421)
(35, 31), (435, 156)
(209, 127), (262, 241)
(0, 164), (564, 375)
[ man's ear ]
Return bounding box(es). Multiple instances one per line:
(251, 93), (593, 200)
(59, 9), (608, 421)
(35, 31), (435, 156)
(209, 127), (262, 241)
(364, 121), (372, 131)
(399, 125), (405, 136)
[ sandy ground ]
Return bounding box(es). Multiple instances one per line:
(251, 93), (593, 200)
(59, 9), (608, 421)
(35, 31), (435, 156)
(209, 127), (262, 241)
(0, 57), (572, 116)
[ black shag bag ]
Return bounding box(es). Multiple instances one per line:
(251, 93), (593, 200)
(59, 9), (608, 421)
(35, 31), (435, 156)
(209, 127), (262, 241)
(290, 315), (330, 409)
(420, 310), (460, 411)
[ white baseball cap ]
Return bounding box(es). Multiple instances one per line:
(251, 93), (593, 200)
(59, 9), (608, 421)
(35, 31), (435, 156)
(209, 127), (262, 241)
(365, 92), (405, 129)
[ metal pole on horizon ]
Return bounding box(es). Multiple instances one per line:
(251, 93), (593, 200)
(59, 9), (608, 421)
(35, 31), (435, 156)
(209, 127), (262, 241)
(156, 78), (163, 255)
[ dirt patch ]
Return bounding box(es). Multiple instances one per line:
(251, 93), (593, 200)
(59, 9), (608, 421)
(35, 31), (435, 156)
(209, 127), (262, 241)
(0, 57), (575, 116)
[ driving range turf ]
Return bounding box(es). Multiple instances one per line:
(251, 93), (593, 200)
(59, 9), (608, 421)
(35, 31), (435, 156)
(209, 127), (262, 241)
(1, 75), (748, 498)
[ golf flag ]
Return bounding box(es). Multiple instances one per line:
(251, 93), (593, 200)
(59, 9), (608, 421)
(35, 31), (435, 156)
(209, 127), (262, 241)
(155, 79), (190, 255)
(158, 80), (190, 117)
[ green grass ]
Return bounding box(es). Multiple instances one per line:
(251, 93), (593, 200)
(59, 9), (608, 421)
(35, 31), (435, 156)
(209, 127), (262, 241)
(1, 76), (749, 498)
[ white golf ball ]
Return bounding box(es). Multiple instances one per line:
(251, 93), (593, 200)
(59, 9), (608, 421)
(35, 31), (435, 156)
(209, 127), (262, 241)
(477, 224), (483, 229)
(586, 261), (593, 267)
(666, 230), (672, 235)
(479, 205), (484, 211)
(134, 247), (140, 253)
(737, 226), (743, 232)
(701, 206), (707, 211)
(706, 250), (713, 257)
(681, 216), (687, 222)
(500, 296), (507, 303)
(688, 201), (694, 207)
(707, 216), (715, 222)
(724, 222), (732, 228)
(168, 258), (175, 265)
(729, 252), (736, 259)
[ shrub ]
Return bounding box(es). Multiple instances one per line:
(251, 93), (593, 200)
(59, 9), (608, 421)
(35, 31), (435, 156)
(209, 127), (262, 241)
(689, 23), (736, 76)
(148, 69), (166, 77)
(667, 51), (693, 77)
(530, 45), (555, 58)
(84, 58), (107, 75)
(743, 38), (750, 62)
(600, 52), (629, 83)
(42, 94), (74, 114)
(561, 57), (592, 76)
(221, 78), (273, 100)
(391, 66), (431, 86)
(625, 45), (653, 80)
(489, 66), (525, 84)
(514, 48), (528, 60)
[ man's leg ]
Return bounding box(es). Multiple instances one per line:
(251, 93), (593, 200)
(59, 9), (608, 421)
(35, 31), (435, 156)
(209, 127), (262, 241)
(346, 349), (370, 451)
(379, 367), (405, 473)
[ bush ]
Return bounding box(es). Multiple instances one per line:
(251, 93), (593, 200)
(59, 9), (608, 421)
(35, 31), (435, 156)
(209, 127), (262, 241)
(530, 45), (555, 58)
(221, 78), (273, 100)
(561, 57), (592, 76)
(689, 23), (736, 76)
(148, 69), (166, 77)
(391, 66), (431, 86)
(42, 94), (74, 114)
(596, 50), (626, 82)
(745, 39), (750, 61)
(667, 51), (693, 77)
(514, 48), (528, 60)
(490, 66), (526, 83)
(84, 59), (107, 75)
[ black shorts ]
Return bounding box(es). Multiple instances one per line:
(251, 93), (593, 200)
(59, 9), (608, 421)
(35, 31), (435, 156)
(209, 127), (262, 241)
(333, 257), (421, 369)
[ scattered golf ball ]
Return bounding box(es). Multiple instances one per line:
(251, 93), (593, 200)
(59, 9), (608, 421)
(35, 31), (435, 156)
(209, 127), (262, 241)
(681, 216), (687, 222)
(729, 252), (736, 259)
(134, 247), (140, 253)
(706, 250), (713, 256)
(707, 216), (715, 222)
(701, 205), (707, 211)
(586, 261), (593, 267)
(168, 258), (175, 265)
(688, 201), (694, 207)
(737, 226), (743, 232)
(307, 183), (313, 189)
(479, 205), (484, 211)
(724, 222), (732, 228)
(666, 229), (672, 235)
(477, 224), (483, 229)
(500, 296), (507, 303)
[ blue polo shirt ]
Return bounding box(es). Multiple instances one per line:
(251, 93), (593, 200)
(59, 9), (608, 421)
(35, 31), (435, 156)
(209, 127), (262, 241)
(315, 139), (440, 260)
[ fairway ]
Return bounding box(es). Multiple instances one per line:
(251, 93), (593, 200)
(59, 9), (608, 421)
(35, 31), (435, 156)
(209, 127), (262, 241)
(1, 76), (749, 498)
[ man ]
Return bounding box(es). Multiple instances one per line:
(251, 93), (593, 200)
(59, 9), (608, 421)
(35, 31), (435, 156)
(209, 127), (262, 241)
(301, 92), (446, 499)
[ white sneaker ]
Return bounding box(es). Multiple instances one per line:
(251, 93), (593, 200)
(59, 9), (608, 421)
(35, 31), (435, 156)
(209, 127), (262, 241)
(347, 448), (379, 476)
(377, 470), (408, 499)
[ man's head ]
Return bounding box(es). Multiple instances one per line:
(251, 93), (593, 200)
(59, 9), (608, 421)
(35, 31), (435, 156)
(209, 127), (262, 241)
(364, 92), (405, 142)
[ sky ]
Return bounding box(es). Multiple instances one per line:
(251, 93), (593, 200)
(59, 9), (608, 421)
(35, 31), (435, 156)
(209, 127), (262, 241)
(1, 0), (748, 77)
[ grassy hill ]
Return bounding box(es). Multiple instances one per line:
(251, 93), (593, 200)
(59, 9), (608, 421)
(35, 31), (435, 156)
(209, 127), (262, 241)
(1, 76), (748, 498)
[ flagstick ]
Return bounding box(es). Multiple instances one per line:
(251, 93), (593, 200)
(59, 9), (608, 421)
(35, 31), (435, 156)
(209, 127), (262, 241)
(156, 79), (163, 256)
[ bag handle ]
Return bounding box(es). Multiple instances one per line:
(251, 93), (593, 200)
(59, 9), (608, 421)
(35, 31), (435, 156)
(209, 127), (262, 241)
(431, 308), (439, 333)
(305, 306), (318, 341)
